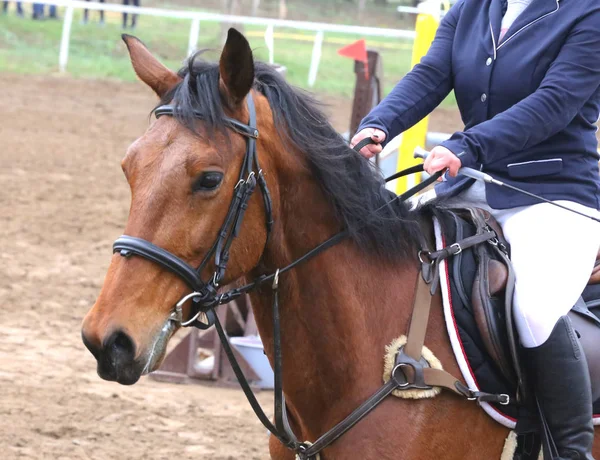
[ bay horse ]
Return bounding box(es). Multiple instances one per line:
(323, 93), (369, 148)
(81, 30), (599, 459)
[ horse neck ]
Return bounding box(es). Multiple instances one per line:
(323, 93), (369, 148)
(247, 151), (420, 439)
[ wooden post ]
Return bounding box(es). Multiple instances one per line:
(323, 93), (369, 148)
(349, 50), (383, 138)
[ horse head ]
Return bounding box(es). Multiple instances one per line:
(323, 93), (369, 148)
(81, 29), (275, 385)
(82, 25), (416, 388)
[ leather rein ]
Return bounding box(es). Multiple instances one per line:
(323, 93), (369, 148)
(111, 95), (492, 459)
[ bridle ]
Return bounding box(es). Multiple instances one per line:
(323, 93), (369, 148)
(111, 93), (444, 459)
(113, 94), (273, 328)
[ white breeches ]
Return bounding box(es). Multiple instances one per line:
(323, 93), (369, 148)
(436, 183), (600, 348)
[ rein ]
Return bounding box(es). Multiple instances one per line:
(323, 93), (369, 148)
(111, 97), (448, 458)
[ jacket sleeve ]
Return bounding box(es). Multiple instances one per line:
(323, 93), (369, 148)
(356, 0), (462, 145)
(441, 9), (600, 169)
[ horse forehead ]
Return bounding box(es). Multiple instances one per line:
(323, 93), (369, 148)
(126, 121), (196, 169)
(124, 117), (250, 181)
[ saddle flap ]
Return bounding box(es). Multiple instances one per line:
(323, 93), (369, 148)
(435, 206), (518, 386)
(471, 250), (515, 382)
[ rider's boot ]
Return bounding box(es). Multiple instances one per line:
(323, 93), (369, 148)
(524, 316), (595, 460)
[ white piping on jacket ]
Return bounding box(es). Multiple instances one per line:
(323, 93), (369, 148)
(489, 22), (497, 61)
(496, 0), (560, 51)
(507, 158), (563, 167)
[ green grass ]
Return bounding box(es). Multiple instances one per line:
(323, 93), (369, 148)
(0, 5), (456, 105)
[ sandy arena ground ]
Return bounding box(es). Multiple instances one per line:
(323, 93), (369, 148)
(0, 73), (462, 460)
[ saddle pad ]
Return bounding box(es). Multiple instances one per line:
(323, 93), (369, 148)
(433, 217), (600, 428)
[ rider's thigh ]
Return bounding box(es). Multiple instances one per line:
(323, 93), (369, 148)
(492, 201), (600, 348)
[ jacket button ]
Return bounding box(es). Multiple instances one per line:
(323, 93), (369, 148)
(486, 57), (492, 66)
(481, 93), (487, 102)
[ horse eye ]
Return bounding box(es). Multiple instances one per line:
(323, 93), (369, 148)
(192, 172), (224, 192)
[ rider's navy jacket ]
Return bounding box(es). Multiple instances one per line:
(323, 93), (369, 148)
(359, 0), (600, 209)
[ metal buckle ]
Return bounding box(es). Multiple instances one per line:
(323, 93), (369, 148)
(488, 236), (499, 246)
(499, 394), (510, 405)
(449, 243), (462, 255)
(295, 442), (319, 460)
(272, 269), (280, 290)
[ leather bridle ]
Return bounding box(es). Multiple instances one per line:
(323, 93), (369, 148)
(110, 93), (447, 459)
(113, 94), (273, 329)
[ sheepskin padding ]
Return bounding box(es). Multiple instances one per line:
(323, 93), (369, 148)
(383, 335), (443, 399)
(501, 431), (543, 460)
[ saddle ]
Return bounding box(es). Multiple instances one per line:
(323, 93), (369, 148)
(430, 206), (600, 419)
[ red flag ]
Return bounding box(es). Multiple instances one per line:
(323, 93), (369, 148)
(337, 39), (369, 79)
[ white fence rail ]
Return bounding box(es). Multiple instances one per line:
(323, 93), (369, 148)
(19, 0), (416, 87)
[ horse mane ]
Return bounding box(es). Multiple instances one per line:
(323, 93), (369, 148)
(158, 52), (424, 261)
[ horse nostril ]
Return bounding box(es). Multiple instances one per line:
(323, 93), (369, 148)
(82, 330), (101, 360)
(105, 330), (136, 362)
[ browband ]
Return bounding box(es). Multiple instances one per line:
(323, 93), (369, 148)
(154, 105), (259, 139)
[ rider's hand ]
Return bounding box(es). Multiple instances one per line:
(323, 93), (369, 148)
(350, 128), (386, 159)
(423, 146), (462, 178)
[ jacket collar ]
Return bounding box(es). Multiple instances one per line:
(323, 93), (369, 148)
(488, 0), (504, 48)
(497, 0), (560, 48)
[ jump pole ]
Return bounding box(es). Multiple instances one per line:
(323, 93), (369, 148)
(395, 0), (441, 194)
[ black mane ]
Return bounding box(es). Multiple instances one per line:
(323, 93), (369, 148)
(159, 54), (423, 260)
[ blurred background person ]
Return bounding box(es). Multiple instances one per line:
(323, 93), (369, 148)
(82, 0), (105, 25)
(2, 1), (23, 16)
(32, 2), (58, 20)
(122, 0), (140, 29)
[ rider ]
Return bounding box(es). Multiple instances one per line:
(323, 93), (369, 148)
(352, 0), (600, 457)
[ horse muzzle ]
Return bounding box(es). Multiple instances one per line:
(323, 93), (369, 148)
(82, 328), (144, 385)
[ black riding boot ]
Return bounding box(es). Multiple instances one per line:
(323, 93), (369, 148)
(524, 316), (595, 459)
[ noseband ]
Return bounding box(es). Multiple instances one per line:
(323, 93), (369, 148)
(110, 93), (446, 459)
(113, 93), (273, 328)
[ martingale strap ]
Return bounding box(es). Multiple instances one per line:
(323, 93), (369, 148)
(300, 273), (509, 460)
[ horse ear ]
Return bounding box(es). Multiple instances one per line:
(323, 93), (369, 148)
(122, 34), (181, 98)
(219, 28), (255, 106)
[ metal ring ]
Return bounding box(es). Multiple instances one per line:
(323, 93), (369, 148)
(418, 250), (434, 265)
(174, 292), (205, 327)
(176, 291), (203, 308)
(391, 363), (411, 388)
(181, 309), (206, 327)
